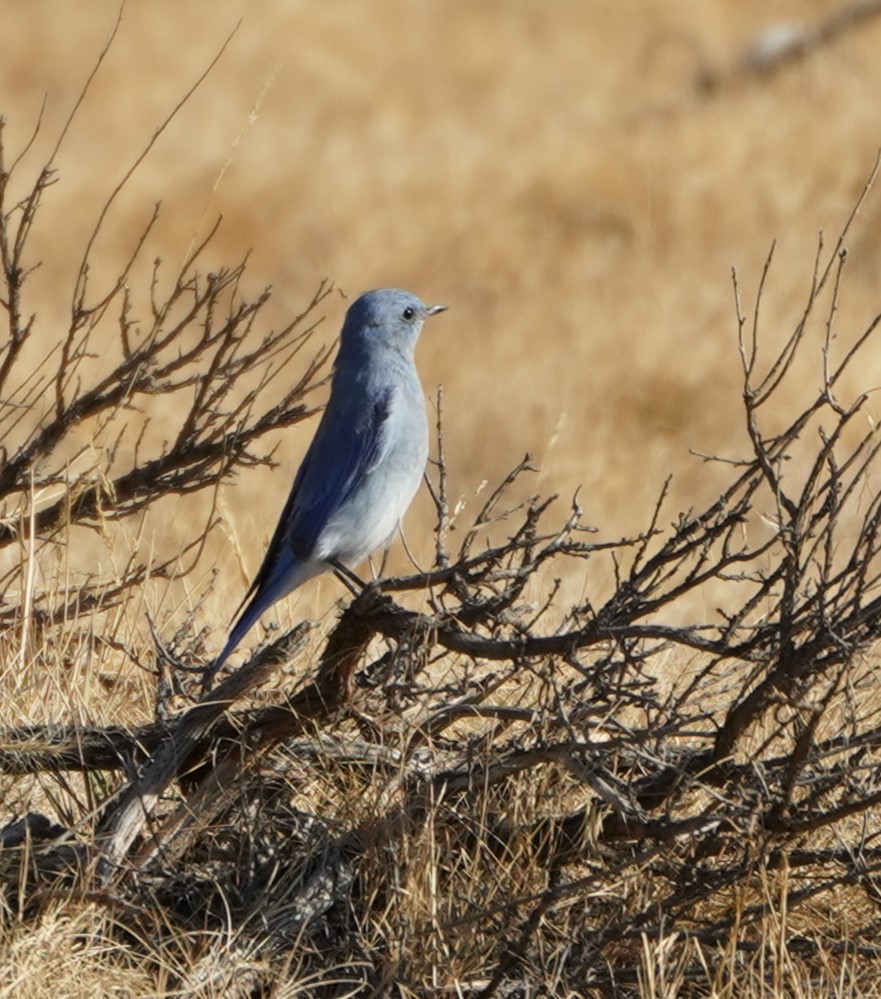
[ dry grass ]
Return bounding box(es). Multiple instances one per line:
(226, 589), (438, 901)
(4, 2), (881, 996)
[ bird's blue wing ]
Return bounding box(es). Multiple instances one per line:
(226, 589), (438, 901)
(284, 386), (393, 556)
(214, 386), (394, 674)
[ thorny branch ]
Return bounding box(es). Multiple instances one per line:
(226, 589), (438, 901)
(0, 116), (333, 623)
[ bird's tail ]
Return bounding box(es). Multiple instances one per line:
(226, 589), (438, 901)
(202, 556), (324, 694)
(208, 599), (266, 683)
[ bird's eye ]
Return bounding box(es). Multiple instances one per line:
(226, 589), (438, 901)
(402, 306), (415, 321)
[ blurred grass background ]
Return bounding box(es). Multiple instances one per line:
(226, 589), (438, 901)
(3, 0), (881, 647)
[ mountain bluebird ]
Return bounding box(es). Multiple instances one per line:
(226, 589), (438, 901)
(208, 288), (446, 688)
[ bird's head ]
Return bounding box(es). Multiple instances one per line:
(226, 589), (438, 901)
(339, 288), (447, 359)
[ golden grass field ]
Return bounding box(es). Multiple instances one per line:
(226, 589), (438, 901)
(5, 1), (881, 995)
(9, 0), (881, 548)
(5, 0), (881, 633)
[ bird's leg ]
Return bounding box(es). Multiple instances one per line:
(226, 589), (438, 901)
(331, 559), (370, 595)
(398, 526), (425, 574)
(375, 545), (393, 578)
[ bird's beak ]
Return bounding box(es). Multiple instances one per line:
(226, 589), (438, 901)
(426, 304), (448, 316)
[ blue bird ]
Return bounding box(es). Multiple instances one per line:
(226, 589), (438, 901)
(207, 288), (447, 689)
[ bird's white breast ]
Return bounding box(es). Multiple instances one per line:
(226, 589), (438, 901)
(315, 383), (428, 565)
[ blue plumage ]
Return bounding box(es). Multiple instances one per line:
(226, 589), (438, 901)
(207, 288), (446, 689)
